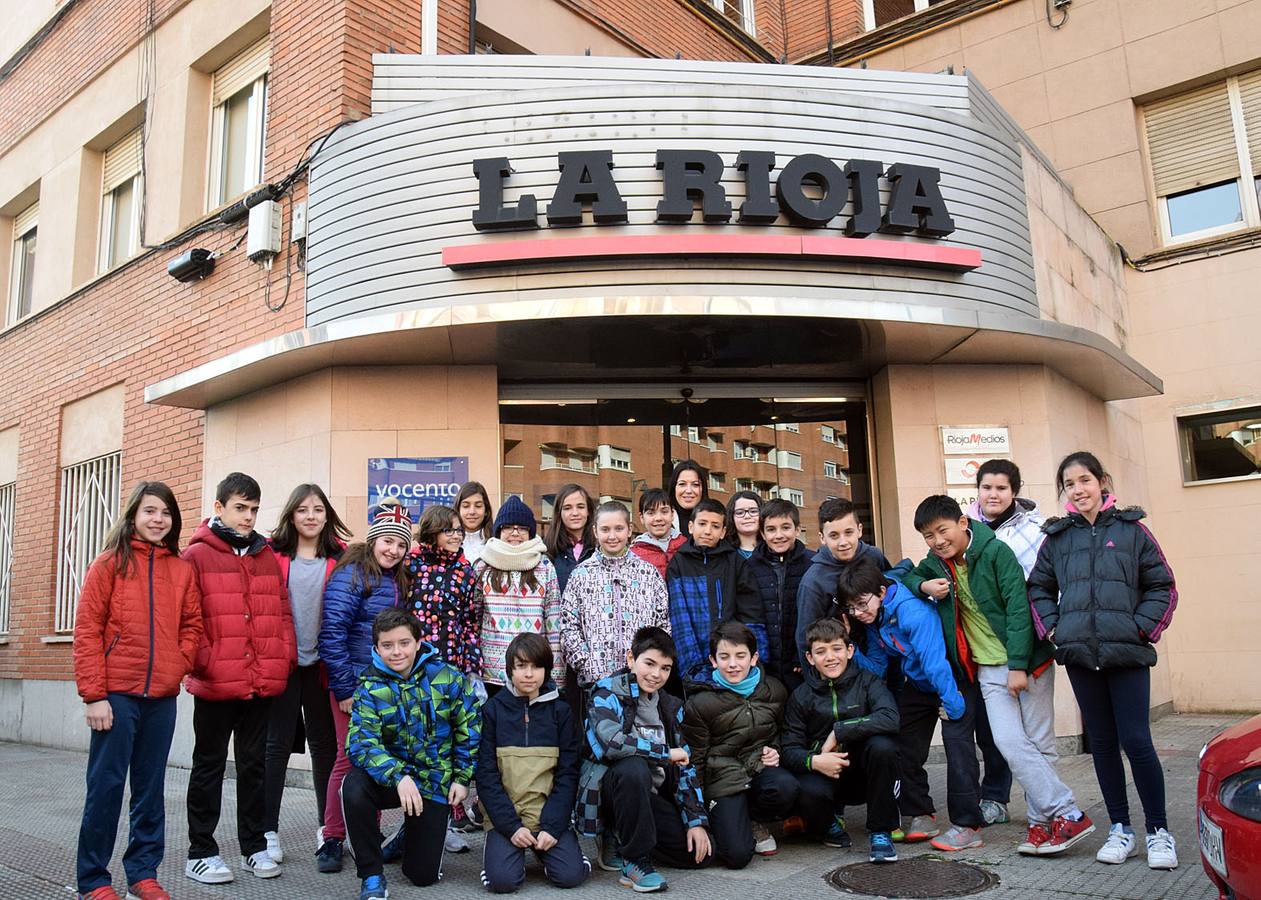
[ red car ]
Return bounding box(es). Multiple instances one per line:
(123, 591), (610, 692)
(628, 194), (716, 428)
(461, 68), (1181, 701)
(1199, 713), (1261, 900)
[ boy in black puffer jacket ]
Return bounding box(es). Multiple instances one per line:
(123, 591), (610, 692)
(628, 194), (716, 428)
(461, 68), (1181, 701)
(745, 499), (812, 693)
(476, 632), (589, 893)
(781, 617), (901, 864)
(681, 622), (797, 869)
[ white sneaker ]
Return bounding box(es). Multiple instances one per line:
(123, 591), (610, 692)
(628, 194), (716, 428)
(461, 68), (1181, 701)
(242, 850), (282, 878)
(1095, 823), (1138, 864)
(264, 830), (283, 863)
(444, 828), (470, 853)
(752, 822), (778, 856)
(186, 855), (234, 883)
(1146, 828), (1178, 870)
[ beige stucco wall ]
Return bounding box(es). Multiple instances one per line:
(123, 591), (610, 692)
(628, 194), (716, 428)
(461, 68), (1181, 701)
(475, 0), (639, 56)
(202, 365), (502, 536)
(858, 0), (1261, 259)
(1127, 248), (1261, 713)
(871, 362), (1166, 730)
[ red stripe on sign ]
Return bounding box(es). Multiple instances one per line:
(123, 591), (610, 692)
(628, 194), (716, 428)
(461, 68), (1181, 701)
(442, 233), (981, 271)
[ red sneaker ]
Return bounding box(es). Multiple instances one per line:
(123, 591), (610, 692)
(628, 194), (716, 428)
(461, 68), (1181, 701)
(125, 879), (171, 900)
(1039, 814), (1096, 855)
(1017, 823), (1052, 855)
(77, 888), (121, 900)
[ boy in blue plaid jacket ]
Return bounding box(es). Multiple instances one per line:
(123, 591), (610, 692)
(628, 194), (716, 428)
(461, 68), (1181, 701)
(574, 627), (711, 893)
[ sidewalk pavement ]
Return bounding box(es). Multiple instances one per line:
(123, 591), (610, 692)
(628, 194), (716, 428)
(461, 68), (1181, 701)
(0, 713), (1238, 900)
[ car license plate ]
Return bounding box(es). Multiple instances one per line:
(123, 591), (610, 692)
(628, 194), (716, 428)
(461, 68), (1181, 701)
(1199, 808), (1227, 879)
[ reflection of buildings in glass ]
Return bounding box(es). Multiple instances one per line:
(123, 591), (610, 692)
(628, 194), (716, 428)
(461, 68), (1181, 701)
(502, 421), (851, 542)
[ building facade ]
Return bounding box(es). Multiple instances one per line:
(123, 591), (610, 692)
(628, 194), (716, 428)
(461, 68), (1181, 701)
(0, 0), (1255, 754)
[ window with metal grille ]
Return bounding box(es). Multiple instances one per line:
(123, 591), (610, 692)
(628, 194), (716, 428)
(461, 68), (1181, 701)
(0, 481), (13, 634)
(1144, 70), (1261, 245)
(54, 452), (121, 633)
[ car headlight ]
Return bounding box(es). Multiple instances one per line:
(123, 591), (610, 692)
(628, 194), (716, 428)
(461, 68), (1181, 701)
(1220, 767), (1261, 822)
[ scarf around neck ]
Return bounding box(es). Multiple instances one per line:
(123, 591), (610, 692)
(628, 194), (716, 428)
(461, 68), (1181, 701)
(480, 535), (546, 572)
(713, 665), (761, 698)
(210, 516), (255, 550)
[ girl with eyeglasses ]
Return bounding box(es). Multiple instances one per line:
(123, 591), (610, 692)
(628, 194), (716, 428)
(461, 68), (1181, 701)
(725, 490), (763, 559)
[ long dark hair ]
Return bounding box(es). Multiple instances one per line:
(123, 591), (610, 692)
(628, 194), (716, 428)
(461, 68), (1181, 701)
(725, 489), (763, 548)
(416, 504), (458, 548)
(454, 481), (494, 541)
(103, 481), (182, 576)
(668, 459), (709, 531)
(270, 483), (351, 559)
(543, 483), (595, 559)
(332, 538), (412, 595)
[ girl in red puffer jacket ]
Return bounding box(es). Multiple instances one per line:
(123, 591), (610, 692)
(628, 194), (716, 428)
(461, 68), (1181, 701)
(73, 481), (203, 900)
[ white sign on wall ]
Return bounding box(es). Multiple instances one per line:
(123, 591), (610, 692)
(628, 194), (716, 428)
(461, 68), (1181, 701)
(945, 456), (990, 486)
(941, 426), (1010, 455)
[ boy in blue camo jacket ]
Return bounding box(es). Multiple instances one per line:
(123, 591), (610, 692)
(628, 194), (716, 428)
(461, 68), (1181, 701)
(575, 627), (712, 893)
(343, 609), (480, 900)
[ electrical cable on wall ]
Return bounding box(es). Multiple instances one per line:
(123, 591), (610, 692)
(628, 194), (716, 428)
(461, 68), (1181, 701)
(1045, 0), (1069, 29)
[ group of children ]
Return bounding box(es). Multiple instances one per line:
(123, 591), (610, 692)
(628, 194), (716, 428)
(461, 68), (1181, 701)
(70, 451), (1179, 899)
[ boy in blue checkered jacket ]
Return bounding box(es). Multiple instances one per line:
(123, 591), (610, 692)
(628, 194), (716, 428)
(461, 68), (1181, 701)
(574, 627), (711, 893)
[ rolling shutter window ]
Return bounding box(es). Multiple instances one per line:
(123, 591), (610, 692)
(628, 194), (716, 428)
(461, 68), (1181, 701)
(212, 38), (269, 106)
(102, 130), (142, 194)
(1144, 82), (1238, 197)
(1237, 69), (1261, 172)
(13, 202), (37, 237)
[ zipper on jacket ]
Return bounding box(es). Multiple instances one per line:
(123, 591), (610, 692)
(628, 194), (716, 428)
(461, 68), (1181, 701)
(524, 705), (530, 745)
(1089, 523), (1100, 670)
(830, 682), (839, 719)
(104, 633), (121, 656)
(144, 546), (156, 697)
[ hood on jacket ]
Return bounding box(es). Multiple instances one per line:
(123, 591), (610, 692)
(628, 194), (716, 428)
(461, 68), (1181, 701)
(1044, 497), (1140, 535)
(808, 541), (883, 571)
(965, 496), (1041, 524)
(412, 543), (465, 567)
(675, 538), (738, 561)
(632, 532), (683, 551)
(367, 642), (438, 681)
(192, 518), (269, 556)
(1063, 492), (1119, 517)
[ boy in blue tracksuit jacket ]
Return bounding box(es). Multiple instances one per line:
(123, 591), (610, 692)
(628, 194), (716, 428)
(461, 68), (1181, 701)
(476, 632), (589, 893)
(835, 556), (978, 845)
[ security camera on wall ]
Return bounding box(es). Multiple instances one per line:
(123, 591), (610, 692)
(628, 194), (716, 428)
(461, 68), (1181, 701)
(167, 248), (215, 282)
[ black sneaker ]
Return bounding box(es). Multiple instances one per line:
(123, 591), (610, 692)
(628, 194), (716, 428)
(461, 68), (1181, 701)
(316, 838), (344, 874)
(382, 827), (405, 864)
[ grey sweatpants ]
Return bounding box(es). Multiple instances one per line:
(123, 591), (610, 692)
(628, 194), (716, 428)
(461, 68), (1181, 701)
(977, 664), (1078, 824)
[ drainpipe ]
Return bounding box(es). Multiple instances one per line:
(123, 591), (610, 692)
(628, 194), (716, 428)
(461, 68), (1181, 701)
(469, 0), (478, 53)
(422, 0), (438, 54)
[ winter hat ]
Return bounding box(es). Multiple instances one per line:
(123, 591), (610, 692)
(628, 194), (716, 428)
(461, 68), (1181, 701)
(492, 495), (537, 539)
(366, 500), (413, 546)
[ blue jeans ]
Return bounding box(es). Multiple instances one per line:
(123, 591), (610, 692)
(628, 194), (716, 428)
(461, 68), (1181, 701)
(76, 693), (178, 892)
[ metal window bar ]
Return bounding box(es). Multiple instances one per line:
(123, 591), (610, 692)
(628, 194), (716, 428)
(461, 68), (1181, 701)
(54, 453), (121, 633)
(0, 481), (13, 634)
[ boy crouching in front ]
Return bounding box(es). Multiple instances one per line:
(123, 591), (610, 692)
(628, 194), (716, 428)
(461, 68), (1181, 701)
(575, 627), (712, 893)
(476, 632), (590, 893)
(343, 609), (480, 900)
(782, 618), (901, 863)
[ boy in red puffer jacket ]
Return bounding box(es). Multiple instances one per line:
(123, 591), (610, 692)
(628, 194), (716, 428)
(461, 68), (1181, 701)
(182, 472), (295, 886)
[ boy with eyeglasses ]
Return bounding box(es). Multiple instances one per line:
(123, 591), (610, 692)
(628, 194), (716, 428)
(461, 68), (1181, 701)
(833, 556), (968, 847)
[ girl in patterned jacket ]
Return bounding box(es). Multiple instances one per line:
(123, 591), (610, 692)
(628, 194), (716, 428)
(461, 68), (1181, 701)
(476, 496), (564, 692)
(560, 501), (670, 689)
(966, 459), (1047, 579)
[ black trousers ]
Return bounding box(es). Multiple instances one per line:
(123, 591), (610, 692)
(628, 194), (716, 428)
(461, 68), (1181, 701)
(187, 696), (271, 858)
(480, 827), (589, 893)
(264, 663), (337, 832)
(602, 757), (712, 869)
(341, 766), (450, 884)
(794, 734), (901, 834)
(894, 682), (984, 828)
(707, 767), (799, 870)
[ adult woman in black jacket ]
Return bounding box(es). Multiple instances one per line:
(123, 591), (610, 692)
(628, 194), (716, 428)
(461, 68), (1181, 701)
(1028, 452), (1178, 871)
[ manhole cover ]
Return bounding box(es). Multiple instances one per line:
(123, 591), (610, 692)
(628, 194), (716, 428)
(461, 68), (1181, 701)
(827, 857), (999, 898)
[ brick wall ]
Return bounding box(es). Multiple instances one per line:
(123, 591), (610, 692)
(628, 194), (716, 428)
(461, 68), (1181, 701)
(0, 0), (422, 682)
(781, 0), (862, 62)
